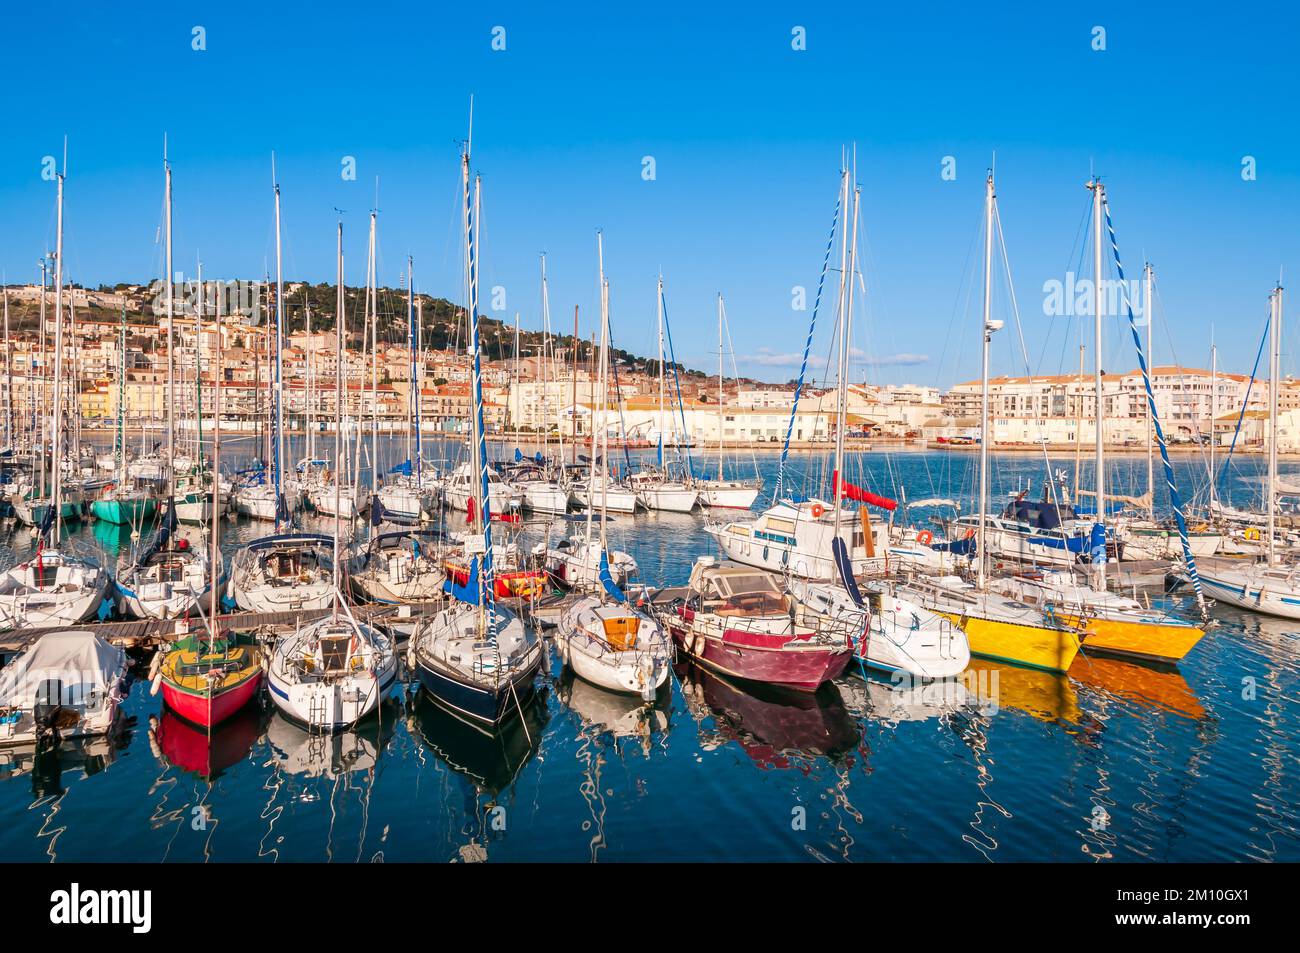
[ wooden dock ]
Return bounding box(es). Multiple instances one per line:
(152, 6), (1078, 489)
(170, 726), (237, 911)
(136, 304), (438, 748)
(0, 600), (448, 655)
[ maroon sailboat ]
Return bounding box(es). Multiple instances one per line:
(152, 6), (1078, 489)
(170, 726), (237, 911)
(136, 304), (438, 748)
(654, 558), (852, 691)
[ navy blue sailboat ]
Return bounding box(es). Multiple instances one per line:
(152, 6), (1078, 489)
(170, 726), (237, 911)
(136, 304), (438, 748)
(408, 128), (543, 729)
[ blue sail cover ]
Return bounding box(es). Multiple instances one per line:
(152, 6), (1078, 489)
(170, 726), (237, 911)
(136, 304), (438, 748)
(514, 447), (523, 463)
(932, 536), (977, 556)
(1027, 534), (1088, 552)
(1089, 522), (1107, 565)
(389, 460), (413, 476)
(598, 549), (627, 604)
(445, 556), (482, 605)
(832, 537), (865, 608)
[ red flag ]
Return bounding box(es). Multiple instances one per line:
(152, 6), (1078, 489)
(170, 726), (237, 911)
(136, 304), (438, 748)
(832, 470), (897, 511)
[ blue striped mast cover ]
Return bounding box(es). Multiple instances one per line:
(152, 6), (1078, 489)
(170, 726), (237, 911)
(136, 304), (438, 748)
(775, 188), (841, 501)
(463, 153), (496, 621)
(1102, 191), (1207, 616)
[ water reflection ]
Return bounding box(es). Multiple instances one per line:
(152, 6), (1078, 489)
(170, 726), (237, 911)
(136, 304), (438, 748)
(149, 704), (262, 780)
(407, 688), (549, 862)
(264, 704), (398, 778)
(676, 662), (859, 768)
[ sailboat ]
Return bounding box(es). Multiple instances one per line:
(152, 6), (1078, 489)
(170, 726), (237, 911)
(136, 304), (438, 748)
(892, 170), (1083, 674)
(155, 242), (261, 729)
(0, 159), (110, 629)
(265, 221), (399, 730)
(116, 501), (214, 620)
(631, 278), (699, 513)
(91, 305), (159, 526)
(408, 130), (543, 728)
(229, 168), (336, 613)
(693, 296), (761, 510)
(973, 179), (1206, 663)
(377, 256), (439, 523)
(557, 237), (672, 698)
(1197, 284), (1300, 617)
(117, 170), (213, 619)
(782, 168), (971, 680)
(510, 259), (572, 515)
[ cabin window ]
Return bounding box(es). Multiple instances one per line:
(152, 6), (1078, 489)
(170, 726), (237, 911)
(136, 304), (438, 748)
(765, 517), (796, 535)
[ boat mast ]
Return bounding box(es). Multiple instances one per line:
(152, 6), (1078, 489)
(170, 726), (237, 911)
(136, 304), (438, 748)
(3, 283), (10, 449)
(716, 295), (724, 481)
(587, 234), (605, 552)
(334, 221), (345, 620)
(1268, 285), (1281, 566)
(1090, 178), (1106, 536)
(165, 152), (175, 486)
(305, 290), (313, 463)
(833, 180), (861, 539)
(406, 256), (415, 472)
(571, 305), (579, 468)
(368, 210), (378, 499)
(272, 172), (286, 532)
(977, 170), (995, 591)
(1144, 263), (1155, 520)
(598, 236), (612, 561)
(1210, 335), (1217, 512)
(656, 275), (666, 466)
(50, 165), (66, 541)
(36, 257), (47, 496)
(210, 270), (222, 615)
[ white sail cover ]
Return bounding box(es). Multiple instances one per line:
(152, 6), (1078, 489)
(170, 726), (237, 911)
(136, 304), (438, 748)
(0, 630), (125, 707)
(1275, 478), (1300, 495)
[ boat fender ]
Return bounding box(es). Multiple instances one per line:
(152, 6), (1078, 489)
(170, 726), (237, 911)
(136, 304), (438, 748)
(148, 651), (163, 696)
(916, 530), (933, 546)
(964, 528), (976, 540)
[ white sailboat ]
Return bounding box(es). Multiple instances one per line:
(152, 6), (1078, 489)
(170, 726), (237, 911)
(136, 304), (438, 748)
(229, 167), (336, 614)
(266, 219), (399, 730)
(1197, 284), (1300, 618)
(409, 131), (543, 728)
(557, 237), (671, 698)
(694, 296), (761, 510)
(0, 157), (109, 629)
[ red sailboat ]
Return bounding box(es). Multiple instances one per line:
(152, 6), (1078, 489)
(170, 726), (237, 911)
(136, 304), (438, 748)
(654, 558), (851, 692)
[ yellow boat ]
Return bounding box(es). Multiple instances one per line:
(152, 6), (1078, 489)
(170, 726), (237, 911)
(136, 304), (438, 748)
(1054, 612), (1204, 664)
(939, 611), (1081, 673)
(897, 576), (1083, 674)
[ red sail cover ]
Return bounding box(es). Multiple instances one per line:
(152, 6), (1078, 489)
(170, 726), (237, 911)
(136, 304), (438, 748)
(832, 470), (897, 511)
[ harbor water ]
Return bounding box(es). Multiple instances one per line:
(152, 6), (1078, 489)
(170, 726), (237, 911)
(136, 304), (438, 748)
(1, 438), (1296, 862)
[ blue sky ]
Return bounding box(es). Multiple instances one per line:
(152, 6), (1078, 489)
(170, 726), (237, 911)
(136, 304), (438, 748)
(2, 1), (1297, 386)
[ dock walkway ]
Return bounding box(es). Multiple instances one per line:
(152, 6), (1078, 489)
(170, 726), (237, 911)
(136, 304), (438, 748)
(0, 600), (447, 655)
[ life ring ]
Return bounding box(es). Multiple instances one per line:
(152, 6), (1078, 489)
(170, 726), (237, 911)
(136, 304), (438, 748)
(811, 503), (825, 519)
(1245, 527), (1260, 541)
(964, 528), (976, 540)
(916, 530), (933, 546)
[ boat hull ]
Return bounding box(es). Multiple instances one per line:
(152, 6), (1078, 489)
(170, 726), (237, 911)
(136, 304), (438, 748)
(414, 653), (541, 726)
(939, 612), (1080, 674)
(89, 497), (157, 525)
(1054, 612), (1204, 663)
(162, 672), (262, 729)
(668, 624), (850, 691)
(698, 486), (759, 510)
